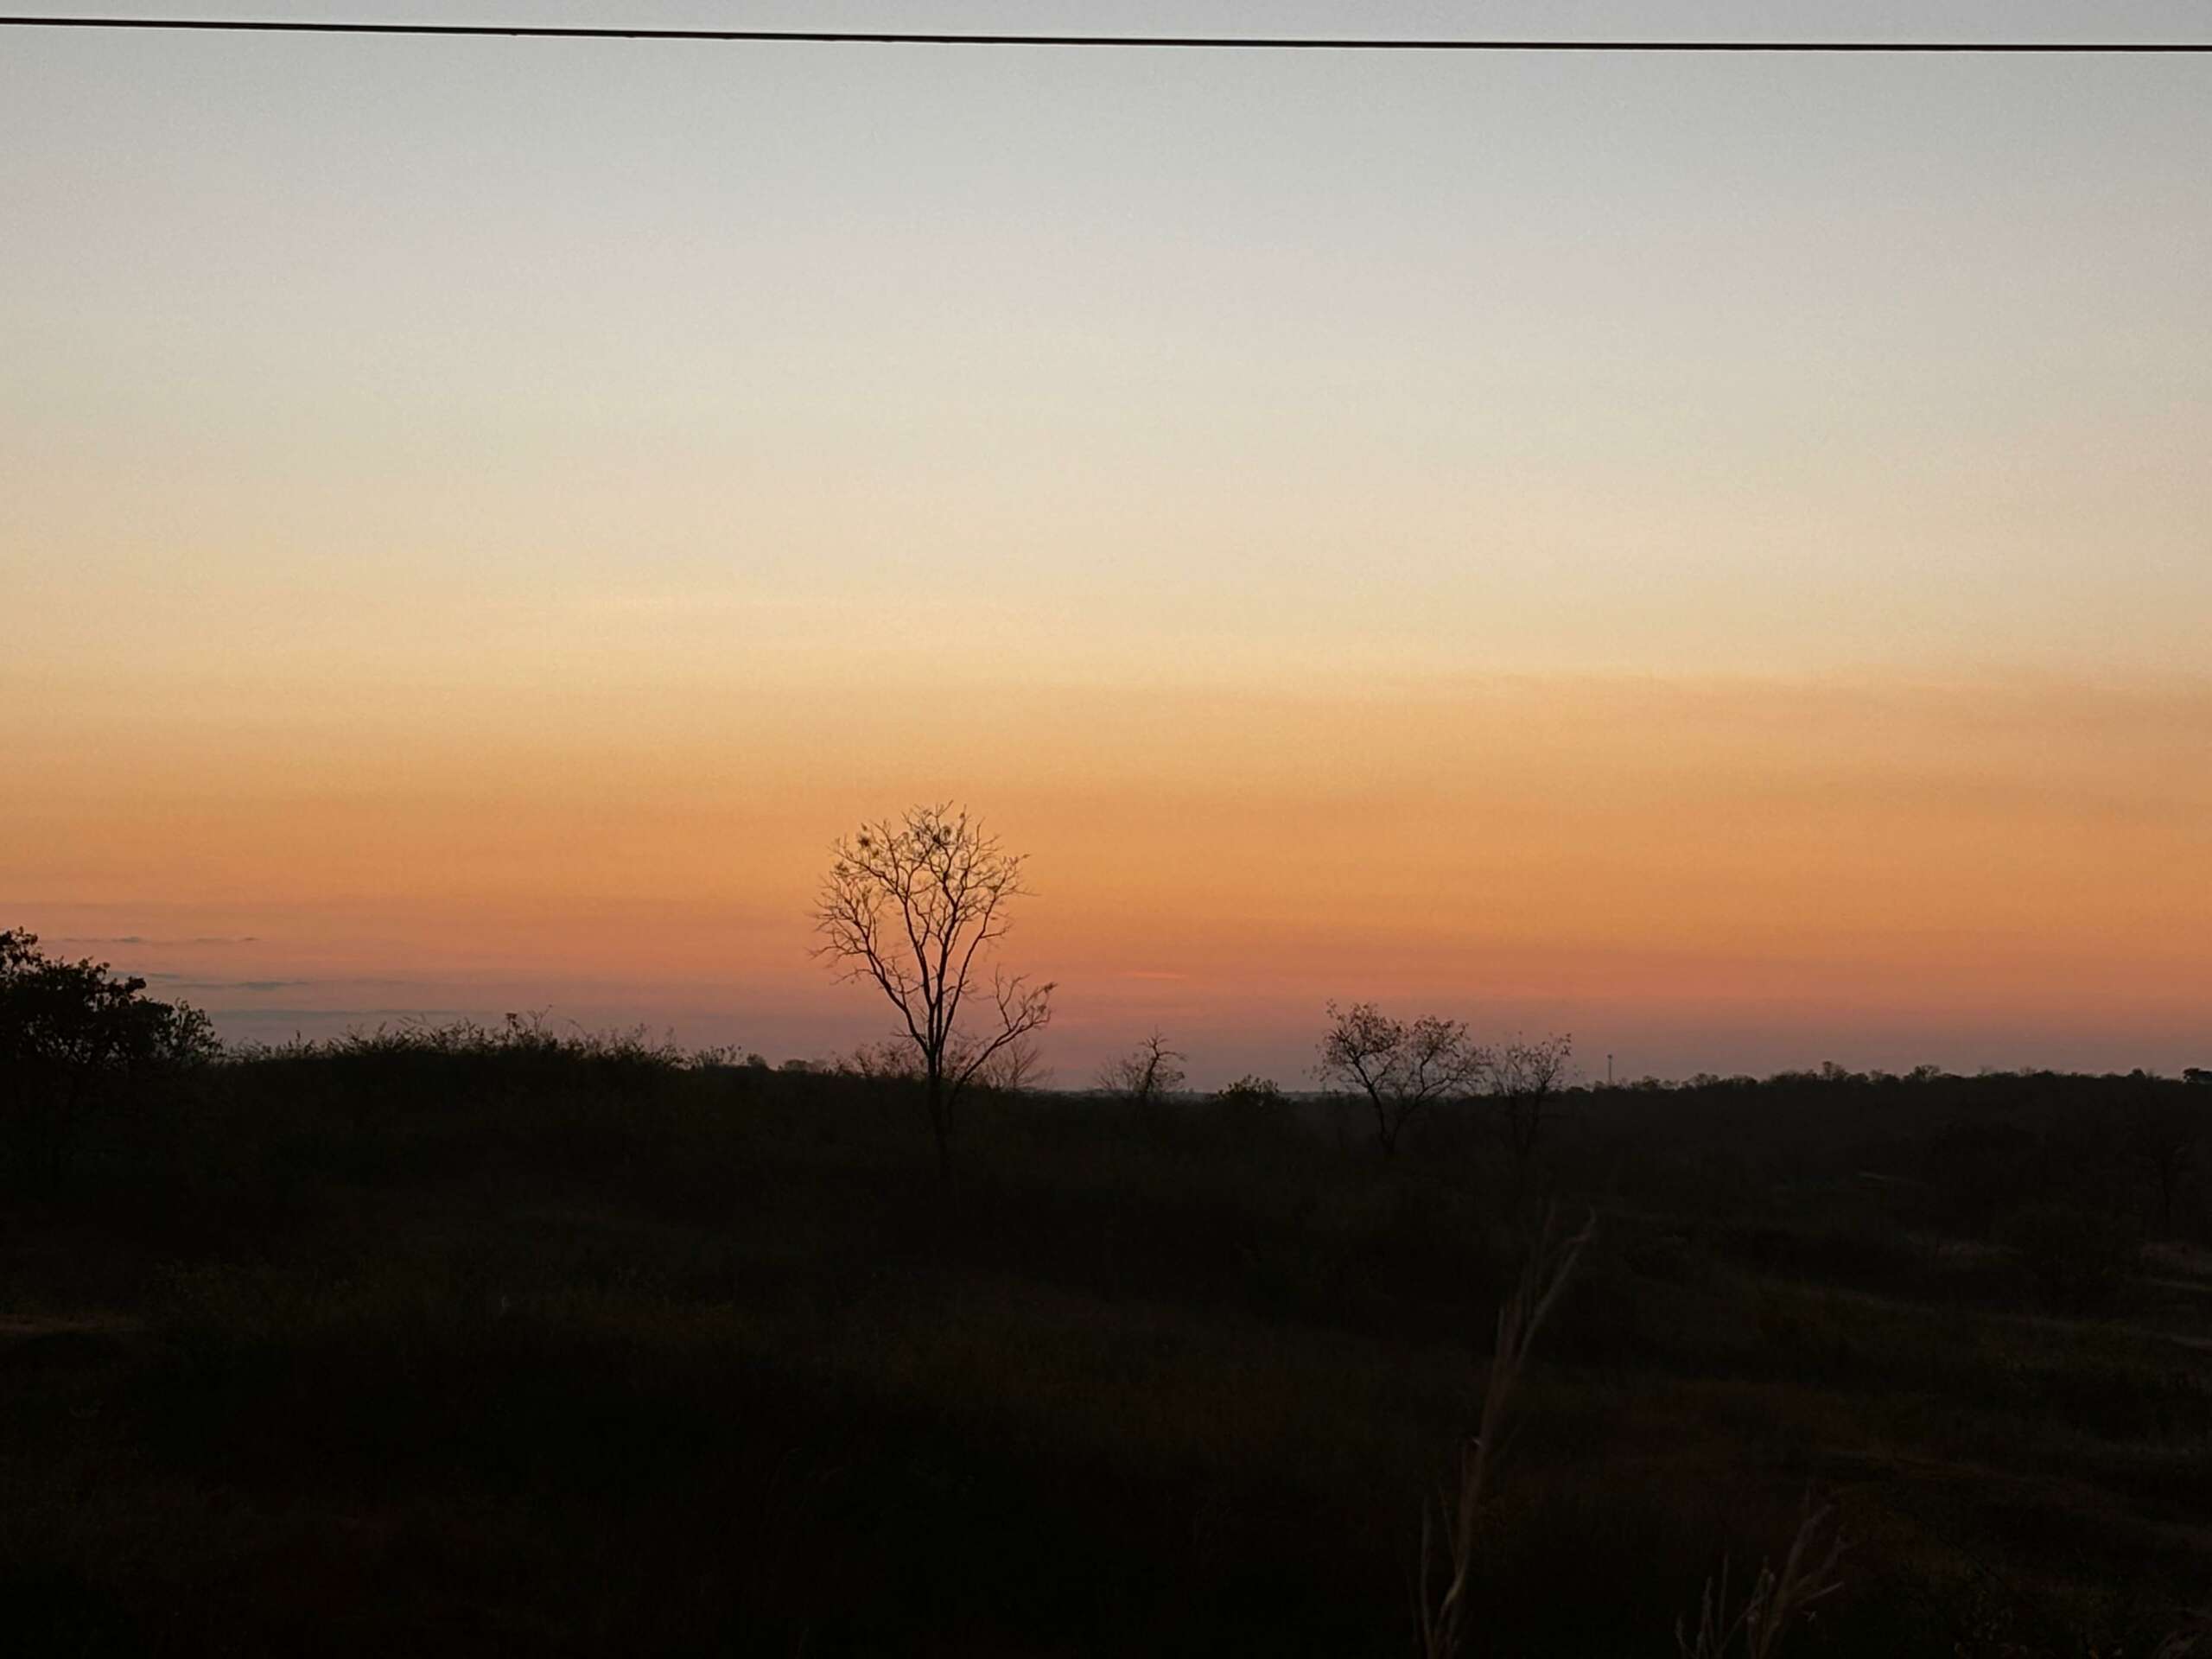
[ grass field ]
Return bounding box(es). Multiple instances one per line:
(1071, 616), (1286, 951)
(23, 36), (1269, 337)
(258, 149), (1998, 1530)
(6, 1034), (2211, 1655)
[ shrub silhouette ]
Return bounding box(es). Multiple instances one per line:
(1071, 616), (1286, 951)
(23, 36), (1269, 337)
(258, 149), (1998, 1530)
(1, 927), (218, 1189)
(0, 929), (216, 1073)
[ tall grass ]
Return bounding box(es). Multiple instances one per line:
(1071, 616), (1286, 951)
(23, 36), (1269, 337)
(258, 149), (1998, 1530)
(1416, 1207), (1593, 1659)
(1674, 1497), (1844, 1659)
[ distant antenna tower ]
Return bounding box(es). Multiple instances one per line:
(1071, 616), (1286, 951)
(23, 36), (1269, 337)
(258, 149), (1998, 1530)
(1606, 1052), (1614, 1086)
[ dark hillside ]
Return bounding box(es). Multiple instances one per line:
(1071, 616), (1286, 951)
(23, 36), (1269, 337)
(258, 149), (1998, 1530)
(7, 1020), (2212, 1655)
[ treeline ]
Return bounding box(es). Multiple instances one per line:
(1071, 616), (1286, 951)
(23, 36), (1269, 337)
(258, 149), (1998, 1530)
(6, 925), (2208, 1289)
(10, 925), (2212, 1653)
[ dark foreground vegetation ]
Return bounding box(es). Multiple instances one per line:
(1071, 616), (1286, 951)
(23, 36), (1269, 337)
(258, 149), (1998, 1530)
(6, 939), (2212, 1654)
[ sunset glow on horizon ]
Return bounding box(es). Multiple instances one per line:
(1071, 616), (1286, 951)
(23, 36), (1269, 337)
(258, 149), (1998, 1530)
(6, 1), (2209, 1085)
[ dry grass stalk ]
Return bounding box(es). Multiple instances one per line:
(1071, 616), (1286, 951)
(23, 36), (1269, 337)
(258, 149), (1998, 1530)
(1675, 1494), (1845, 1659)
(1416, 1206), (1594, 1659)
(2154, 1611), (2212, 1659)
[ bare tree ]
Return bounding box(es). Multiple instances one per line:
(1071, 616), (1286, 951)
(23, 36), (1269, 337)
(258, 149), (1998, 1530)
(1097, 1030), (1186, 1107)
(971, 1030), (1052, 1095)
(812, 804), (1054, 1179)
(1315, 1001), (1482, 1157)
(1489, 1032), (1574, 1180)
(839, 1036), (920, 1082)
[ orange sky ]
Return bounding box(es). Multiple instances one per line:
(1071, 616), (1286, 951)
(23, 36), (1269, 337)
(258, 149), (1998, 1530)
(6, 7), (2210, 1082)
(10, 664), (2209, 1082)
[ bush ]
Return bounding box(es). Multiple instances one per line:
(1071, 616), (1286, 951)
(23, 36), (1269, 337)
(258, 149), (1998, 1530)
(1208, 1075), (1289, 1138)
(1, 929), (217, 1074)
(1, 928), (218, 1189)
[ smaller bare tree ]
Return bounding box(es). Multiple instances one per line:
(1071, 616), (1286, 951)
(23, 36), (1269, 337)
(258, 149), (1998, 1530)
(970, 1030), (1052, 1095)
(1316, 1001), (1482, 1157)
(840, 1036), (920, 1083)
(1097, 1030), (1186, 1108)
(812, 804), (1054, 1179)
(1489, 1033), (1574, 1181)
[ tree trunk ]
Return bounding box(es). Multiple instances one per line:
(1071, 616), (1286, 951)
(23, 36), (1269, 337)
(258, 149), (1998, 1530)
(926, 1065), (952, 1182)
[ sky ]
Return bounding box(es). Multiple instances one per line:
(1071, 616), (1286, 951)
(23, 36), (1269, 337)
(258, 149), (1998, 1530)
(4, 2), (2209, 1085)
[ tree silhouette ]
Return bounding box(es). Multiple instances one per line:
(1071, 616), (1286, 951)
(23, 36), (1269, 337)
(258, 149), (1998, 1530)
(1097, 1030), (1186, 1106)
(2, 927), (218, 1187)
(1491, 1033), (1574, 1184)
(1, 929), (217, 1075)
(1315, 1001), (1481, 1156)
(972, 1031), (1052, 1094)
(1211, 1074), (1284, 1110)
(812, 804), (1053, 1179)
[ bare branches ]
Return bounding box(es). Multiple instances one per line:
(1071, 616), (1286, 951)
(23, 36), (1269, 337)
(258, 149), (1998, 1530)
(948, 969), (1055, 1096)
(964, 1027), (1052, 1094)
(1418, 1208), (1594, 1659)
(1315, 1001), (1482, 1156)
(1097, 1030), (1187, 1106)
(811, 804), (1053, 1177)
(1490, 1032), (1574, 1173)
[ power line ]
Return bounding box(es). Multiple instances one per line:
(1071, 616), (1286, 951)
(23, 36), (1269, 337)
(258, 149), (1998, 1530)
(2, 16), (2209, 52)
